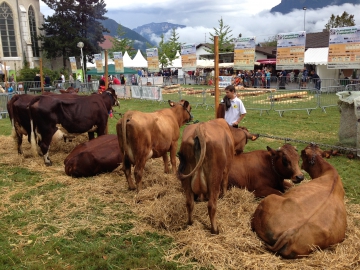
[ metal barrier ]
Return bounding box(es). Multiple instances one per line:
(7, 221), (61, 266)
(0, 93), (11, 119)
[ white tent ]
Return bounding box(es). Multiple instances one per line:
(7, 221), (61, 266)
(162, 50), (182, 68)
(197, 59), (214, 68)
(123, 51), (134, 67)
(132, 49), (148, 68)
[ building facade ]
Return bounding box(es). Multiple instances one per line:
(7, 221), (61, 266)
(0, 0), (43, 75)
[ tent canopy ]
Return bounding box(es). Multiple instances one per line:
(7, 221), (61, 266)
(304, 47), (328, 65)
(86, 64), (137, 75)
(132, 49), (148, 68)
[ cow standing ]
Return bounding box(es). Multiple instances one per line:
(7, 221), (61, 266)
(228, 144), (304, 197)
(177, 118), (258, 234)
(251, 144), (347, 258)
(116, 100), (192, 191)
(28, 89), (118, 165)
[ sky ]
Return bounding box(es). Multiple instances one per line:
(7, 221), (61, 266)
(39, 1), (360, 44)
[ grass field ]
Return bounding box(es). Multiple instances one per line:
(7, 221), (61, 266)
(0, 94), (359, 269)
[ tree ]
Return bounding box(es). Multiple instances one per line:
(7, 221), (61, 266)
(261, 35), (277, 47)
(156, 29), (182, 69)
(39, 0), (109, 69)
(206, 18), (234, 53)
(108, 25), (135, 58)
(325, 11), (356, 30)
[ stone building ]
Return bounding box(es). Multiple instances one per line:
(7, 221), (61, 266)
(0, 0), (43, 74)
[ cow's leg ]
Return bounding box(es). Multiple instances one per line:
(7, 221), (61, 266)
(134, 158), (146, 192)
(220, 168), (229, 198)
(208, 175), (221, 234)
(162, 153), (170, 174)
(88, 131), (95, 140)
(122, 155), (136, 190)
(181, 178), (195, 226)
(16, 132), (23, 154)
(170, 141), (178, 174)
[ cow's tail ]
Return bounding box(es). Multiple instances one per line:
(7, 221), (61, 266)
(178, 123), (207, 179)
(266, 227), (298, 254)
(7, 95), (18, 141)
(28, 96), (42, 157)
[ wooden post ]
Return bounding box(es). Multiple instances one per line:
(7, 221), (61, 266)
(214, 36), (219, 118)
(105, 50), (108, 89)
(40, 59), (44, 94)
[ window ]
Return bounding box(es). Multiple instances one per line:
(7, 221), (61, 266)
(0, 2), (17, 57)
(28, 6), (39, 57)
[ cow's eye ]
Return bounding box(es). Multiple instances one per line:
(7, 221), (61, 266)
(282, 155), (289, 167)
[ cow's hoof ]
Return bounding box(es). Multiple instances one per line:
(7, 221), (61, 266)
(45, 162), (52, 167)
(211, 228), (219, 235)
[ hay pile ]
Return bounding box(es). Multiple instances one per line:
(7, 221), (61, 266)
(1, 135), (360, 269)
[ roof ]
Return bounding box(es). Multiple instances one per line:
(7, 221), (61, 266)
(305, 31), (329, 49)
(255, 46), (277, 57)
(304, 47), (328, 65)
(99, 35), (113, 50)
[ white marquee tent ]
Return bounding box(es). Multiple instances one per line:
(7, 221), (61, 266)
(132, 49), (148, 68)
(123, 51), (134, 67)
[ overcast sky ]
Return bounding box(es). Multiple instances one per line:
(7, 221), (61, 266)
(40, 1), (360, 44)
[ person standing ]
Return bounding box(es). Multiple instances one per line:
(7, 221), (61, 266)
(44, 74), (51, 87)
(69, 74), (74, 87)
(310, 70), (321, 90)
(120, 75), (126, 85)
(301, 67), (308, 88)
(265, 69), (271, 89)
(113, 76), (121, 85)
(60, 72), (65, 88)
(34, 73), (41, 87)
(222, 85), (247, 127)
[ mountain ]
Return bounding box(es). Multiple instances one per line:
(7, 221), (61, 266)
(132, 22), (186, 44)
(270, 0), (360, 14)
(101, 18), (153, 51)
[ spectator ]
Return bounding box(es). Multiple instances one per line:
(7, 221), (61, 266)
(69, 74), (74, 87)
(44, 74), (51, 87)
(120, 75), (126, 85)
(221, 85), (247, 127)
(301, 67), (308, 88)
(34, 73), (41, 87)
(113, 76), (121, 85)
(310, 70), (321, 90)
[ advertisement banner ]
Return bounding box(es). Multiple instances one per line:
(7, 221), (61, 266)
(69, 57), (77, 74)
(181, 43), (197, 71)
(94, 54), (103, 73)
(234, 37), (256, 70)
(146, 48), (159, 73)
(113, 52), (124, 73)
(276, 31), (306, 70)
(328, 26), (360, 69)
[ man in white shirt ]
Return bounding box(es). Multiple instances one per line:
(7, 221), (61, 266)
(223, 85), (246, 127)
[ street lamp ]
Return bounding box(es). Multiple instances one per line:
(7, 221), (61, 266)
(303, 7), (307, 31)
(77, 41), (85, 86)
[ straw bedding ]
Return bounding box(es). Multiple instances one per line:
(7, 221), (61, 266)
(0, 135), (359, 269)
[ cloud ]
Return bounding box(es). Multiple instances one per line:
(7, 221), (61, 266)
(40, 1), (360, 44)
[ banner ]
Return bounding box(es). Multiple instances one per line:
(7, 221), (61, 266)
(328, 26), (360, 69)
(181, 43), (196, 71)
(146, 48), (159, 73)
(113, 52), (124, 73)
(94, 54), (103, 73)
(276, 31), (306, 70)
(234, 37), (256, 70)
(69, 57), (77, 74)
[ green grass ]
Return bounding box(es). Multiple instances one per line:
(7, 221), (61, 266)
(0, 92), (359, 269)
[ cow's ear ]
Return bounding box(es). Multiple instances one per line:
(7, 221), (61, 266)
(267, 146), (276, 156)
(168, 100), (175, 107)
(182, 100), (189, 109)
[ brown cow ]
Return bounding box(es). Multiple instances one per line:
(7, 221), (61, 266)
(177, 118), (258, 234)
(116, 100), (192, 191)
(59, 87), (79, 94)
(251, 144), (347, 258)
(64, 134), (122, 177)
(28, 89), (118, 165)
(228, 144), (304, 197)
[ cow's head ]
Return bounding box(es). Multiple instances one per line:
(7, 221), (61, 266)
(267, 144), (304, 184)
(301, 144), (323, 177)
(231, 126), (259, 155)
(168, 99), (193, 123)
(104, 88), (119, 106)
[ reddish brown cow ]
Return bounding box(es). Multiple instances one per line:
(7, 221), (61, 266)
(228, 144), (304, 197)
(28, 89), (118, 165)
(64, 134), (122, 177)
(116, 100), (192, 191)
(177, 118), (258, 234)
(251, 144), (347, 258)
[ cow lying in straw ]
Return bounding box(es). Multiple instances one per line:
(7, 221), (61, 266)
(228, 144), (304, 197)
(177, 118), (258, 234)
(251, 144), (347, 258)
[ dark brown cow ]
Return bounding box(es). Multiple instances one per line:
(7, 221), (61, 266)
(228, 144), (304, 197)
(251, 144), (347, 259)
(64, 134), (122, 177)
(177, 118), (258, 234)
(7, 94), (37, 154)
(28, 89), (118, 165)
(116, 100), (192, 191)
